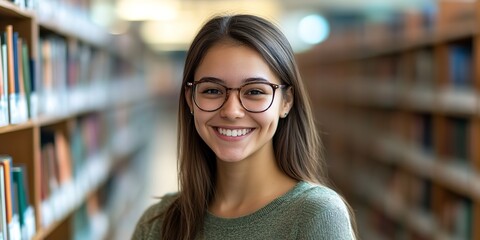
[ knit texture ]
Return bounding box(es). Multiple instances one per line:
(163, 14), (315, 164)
(132, 181), (354, 239)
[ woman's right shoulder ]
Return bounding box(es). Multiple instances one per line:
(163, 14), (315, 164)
(140, 192), (179, 222)
(132, 192), (179, 239)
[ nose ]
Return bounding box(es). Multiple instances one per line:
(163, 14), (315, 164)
(219, 90), (245, 119)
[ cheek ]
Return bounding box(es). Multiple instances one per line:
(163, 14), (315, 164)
(256, 109), (281, 132)
(193, 113), (212, 136)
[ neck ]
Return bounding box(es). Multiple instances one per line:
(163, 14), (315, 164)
(210, 145), (297, 218)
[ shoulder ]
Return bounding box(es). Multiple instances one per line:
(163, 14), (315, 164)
(131, 192), (179, 239)
(298, 183), (349, 215)
(140, 192), (179, 222)
(293, 182), (355, 239)
(294, 182), (348, 214)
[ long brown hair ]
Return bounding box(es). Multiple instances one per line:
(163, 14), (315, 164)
(162, 14), (356, 239)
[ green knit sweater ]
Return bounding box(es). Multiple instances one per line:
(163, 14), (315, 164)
(132, 181), (354, 239)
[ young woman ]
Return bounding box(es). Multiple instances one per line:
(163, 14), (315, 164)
(133, 14), (357, 240)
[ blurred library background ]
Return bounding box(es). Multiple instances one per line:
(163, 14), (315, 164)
(0, 0), (478, 239)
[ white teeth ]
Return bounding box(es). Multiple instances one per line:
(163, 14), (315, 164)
(218, 128), (251, 137)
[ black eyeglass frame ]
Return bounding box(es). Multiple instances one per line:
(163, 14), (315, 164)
(186, 80), (288, 113)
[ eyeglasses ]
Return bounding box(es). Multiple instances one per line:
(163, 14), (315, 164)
(186, 80), (287, 113)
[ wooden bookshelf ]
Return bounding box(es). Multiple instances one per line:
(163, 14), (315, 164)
(298, 1), (480, 239)
(0, 1), (156, 239)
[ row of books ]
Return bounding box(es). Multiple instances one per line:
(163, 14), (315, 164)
(316, 43), (473, 105)
(38, 106), (154, 233)
(65, 106), (154, 239)
(409, 113), (471, 165)
(0, 25), (34, 127)
(38, 35), (111, 116)
(318, 1), (473, 55)
(39, 114), (109, 229)
(365, 41), (472, 89)
(319, 108), (476, 177)
(0, 155), (35, 240)
(0, 25), (109, 126)
(353, 153), (473, 239)
(0, 26), (147, 127)
(72, 140), (151, 240)
(0, 101), (155, 238)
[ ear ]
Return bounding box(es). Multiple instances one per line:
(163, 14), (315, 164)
(280, 86), (293, 118)
(185, 86), (194, 114)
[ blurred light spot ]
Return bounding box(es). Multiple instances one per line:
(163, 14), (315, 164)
(298, 14), (329, 45)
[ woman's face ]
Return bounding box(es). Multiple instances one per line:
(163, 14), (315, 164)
(187, 43), (292, 163)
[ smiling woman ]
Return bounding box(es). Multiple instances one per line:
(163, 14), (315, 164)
(188, 42), (291, 163)
(132, 14), (358, 240)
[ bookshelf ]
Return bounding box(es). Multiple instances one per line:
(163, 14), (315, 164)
(298, 1), (480, 239)
(0, 1), (157, 239)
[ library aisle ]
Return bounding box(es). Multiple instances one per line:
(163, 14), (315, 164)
(296, 1), (480, 239)
(116, 103), (180, 240)
(144, 105), (179, 207)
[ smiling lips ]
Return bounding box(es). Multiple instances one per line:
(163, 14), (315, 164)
(217, 127), (253, 137)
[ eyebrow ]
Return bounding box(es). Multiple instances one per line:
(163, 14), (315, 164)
(196, 77), (269, 84)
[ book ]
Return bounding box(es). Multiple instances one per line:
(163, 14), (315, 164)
(0, 36), (7, 127)
(5, 25), (27, 124)
(0, 156), (12, 225)
(0, 155), (21, 240)
(28, 58), (36, 118)
(54, 130), (73, 184)
(11, 166), (34, 239)
(13, 35), (27, 123)
(449, 42), (473, 89)
(40, 128), (69, 225)
(21, 43), (31, 118)
(1, 39), (8, 105)
(8, 168), (20, 240)
(5, 27), (14, 124)
(39, 143), (54, 227)
(12, 33), (20, 98)
(40, 39), (56, 115)
(0, 164), (7, 240)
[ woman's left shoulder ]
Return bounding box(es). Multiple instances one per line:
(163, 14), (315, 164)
(296, 182), (349, 216)
(294, 182), (355, 239)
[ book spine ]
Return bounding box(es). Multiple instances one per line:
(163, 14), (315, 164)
(21, 42), (31, 118)
(5, 27), (14, 97)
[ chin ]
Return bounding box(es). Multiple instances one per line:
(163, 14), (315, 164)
(210, 145), (250, 162)
(214, 151), (249, 163)
(216, 155), (245, 163)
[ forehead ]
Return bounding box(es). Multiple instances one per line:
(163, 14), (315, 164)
(194, 43), (280, 85)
